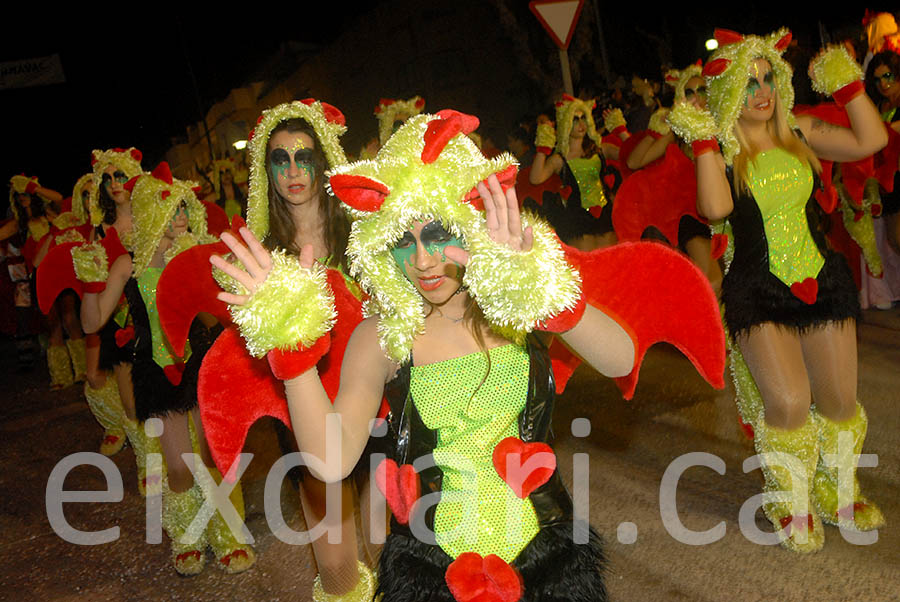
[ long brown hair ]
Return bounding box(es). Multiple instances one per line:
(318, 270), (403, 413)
(731, 87), (821, 195)
(262, 118), (349, 269)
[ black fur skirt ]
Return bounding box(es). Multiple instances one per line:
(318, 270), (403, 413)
(376, 520), (607, 602)
(722, 250), (860, 339)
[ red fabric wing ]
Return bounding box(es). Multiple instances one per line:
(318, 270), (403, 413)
(36, 242), (83, 313)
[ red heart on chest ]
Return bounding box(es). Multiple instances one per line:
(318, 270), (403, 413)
(163, 361), (186, 386)
(114, 325), (134, 347)
(492, 437), (556, 499)
(445, 552), (523, 602)
(374, 458), (419, 525)
(789, 277), (818, 305)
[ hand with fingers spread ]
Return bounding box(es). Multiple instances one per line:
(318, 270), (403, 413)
(210, 226), (335, 358)
(444, 174), (533, 266)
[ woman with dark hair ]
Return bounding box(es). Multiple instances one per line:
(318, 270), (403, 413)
(212, 158), (247, 221)
(865, 50), (900, 255)
(204, 100), (373, 600)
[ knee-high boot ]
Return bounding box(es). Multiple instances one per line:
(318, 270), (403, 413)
(162, 479), (207, 576)
(811, 402), (885, 531)
(47, 344), (74, 390)
(122, 416), (164, 496)
(83, 375), (126, 456)
(753, 414), (824, 553)
(66, 338), (87, 383)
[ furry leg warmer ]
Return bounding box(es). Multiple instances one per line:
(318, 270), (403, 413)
(753, 414), (824, 553)
(66, 337), (87, 383)
(162, 480), (207, 576)
(811, 403), (885, 531)
(313, 561), (376, 602)
(83, 376), (126, 456)
(47, 344), (74, 390)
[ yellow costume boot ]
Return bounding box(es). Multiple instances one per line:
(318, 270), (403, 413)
(162, 480), (207, 576)
(312, 561), (377, 602)
(201, 466), (256, 574)
(122, 417), (164, 496)
(753, 414), (824, 553)
(83, 375), (126, 456)
(811, 403), (885, 531)
(66, 338), (88, 383)
(47, 344), (74, 390)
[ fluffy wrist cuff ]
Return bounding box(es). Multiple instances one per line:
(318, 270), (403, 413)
(692, 139), (721, 156)
(463, 216), (582, 334)
(648, 108), (671, 136)
(832, 80), (865, 107)
(603, 108), (627, 133)
(72, 243), (109, 284)
(228, 249), (337, 358)
(534, 123), (556, 154)
(809, 46), (864, 97)
(538, 294), (586, 332)
(667, 102), (718, 144)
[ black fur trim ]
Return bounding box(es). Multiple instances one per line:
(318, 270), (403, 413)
(375, 520), (607, 602)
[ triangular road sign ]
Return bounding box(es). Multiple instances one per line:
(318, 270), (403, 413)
(529, 0), (584, 50)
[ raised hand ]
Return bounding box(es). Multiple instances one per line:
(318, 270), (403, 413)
(211, 227), (315, 306)
(444, 174), (533, 266)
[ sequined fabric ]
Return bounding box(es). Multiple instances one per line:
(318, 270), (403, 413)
(568, 156), (607, 209)
(411, 344), (539, 562)
(747, 149), (823, 286)
(137, 267), (190, 369)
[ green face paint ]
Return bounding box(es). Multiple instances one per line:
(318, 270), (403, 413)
(390, 221), (464, 281)
(745, 69), (775, 107)
(268, 148), (315, 182)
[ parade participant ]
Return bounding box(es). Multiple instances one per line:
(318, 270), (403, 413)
(211, 157), (247, 221)
(527, 95), (618, 250)
(165, 100), (375, 599)
(668, 28), (887, 552)
(79, 162), (255, 575)
(615, 62), (723, 292)
(213, 110), (725, 601)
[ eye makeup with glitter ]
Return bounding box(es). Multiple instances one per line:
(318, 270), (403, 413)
(390, 221), (463, 271)
(269, 148), (315, 181)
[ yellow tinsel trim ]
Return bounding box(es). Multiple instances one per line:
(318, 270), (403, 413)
(376, 96), (425, 145)
(229, 249), (336, 357)
(555, 97), (601, 156)
(72, 243), (109, 283)
(706, 28), (796, 165)
(667, 102), (719, 143)
(648, 108), (671, 136)
(247, 100), (348, 241)
(130, 174), (210, 279)
(8, 175), (39, 223)
(667, 63), (703, 102)
(89, 148), (143, 226)
(53, 212), (80, 230)
(603, 108), (626, 133)
(534, 122), (556, 150)
(809, 46), (864, 96)
(55, 229), (86, 245)
(71, 173), (92, 225)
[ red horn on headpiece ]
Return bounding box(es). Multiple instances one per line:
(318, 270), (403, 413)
(151, 162), (174, 185)
(703, 58), (731, 77)
(329, 174), (390, 212)
(124, 176), (140, 193)
(421, 110), (480, 165)
(130, 148), (142, 162)
(414, 97), (425, 109)
(774, 31), (792, 51)
(714, 28), (744, 46)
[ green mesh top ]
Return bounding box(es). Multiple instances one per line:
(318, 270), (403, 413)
(567, 155), (607, 209)
(410, 343), (539, 562)
(747, 148), (823, 286)
(137, 267), (191, 369)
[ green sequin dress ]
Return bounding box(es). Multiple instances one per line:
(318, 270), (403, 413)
(722, 148), (859, 337)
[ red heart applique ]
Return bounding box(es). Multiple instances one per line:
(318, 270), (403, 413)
(790, 278), (818, 305)
(114, 326), (135, 347)
(163, 362), (186, 386)
(603, 173), (617, 189)
(492, 437), (556, 499)
(445, 552), (522, 602)
(710, 233), (728, 260)
(814, 187), (837, 213)
(374, 459), (419, 525)
(872, 203), (883, 217)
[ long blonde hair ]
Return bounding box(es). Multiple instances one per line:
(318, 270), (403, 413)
(731, 87), (820, 195)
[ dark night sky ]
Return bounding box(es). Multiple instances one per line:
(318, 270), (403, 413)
(1, 5), (873, 202)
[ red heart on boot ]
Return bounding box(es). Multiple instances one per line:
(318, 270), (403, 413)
(492, 437), (556, 499)
(710, 233), (728, 260)
(789, 278), (818, 305)
(374, 459), (419, 525)
(163, 362), (186, 386)
(445, 552), (523, 602)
